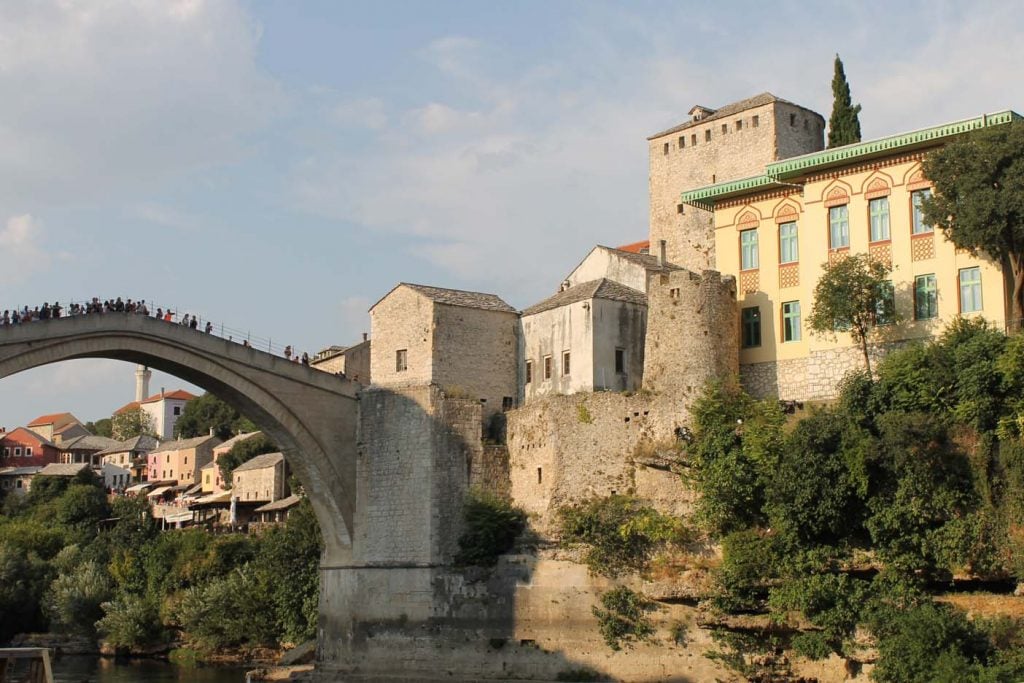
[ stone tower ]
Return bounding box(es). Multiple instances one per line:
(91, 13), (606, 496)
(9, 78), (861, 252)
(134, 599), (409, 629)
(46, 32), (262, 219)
(135, 364), (151, 402)
(648, 93), (825, 272)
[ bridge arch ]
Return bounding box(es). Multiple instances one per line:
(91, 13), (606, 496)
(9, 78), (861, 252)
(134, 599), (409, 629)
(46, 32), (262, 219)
(0, 314), (359, 562)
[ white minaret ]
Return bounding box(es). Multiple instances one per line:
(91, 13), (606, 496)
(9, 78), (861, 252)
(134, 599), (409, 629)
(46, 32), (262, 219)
(135, 364), (152, 402)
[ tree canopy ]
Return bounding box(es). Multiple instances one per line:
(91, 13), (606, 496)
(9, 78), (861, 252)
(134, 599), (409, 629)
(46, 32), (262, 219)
(219, 433), (278, 487)
(111, 407), (156, 441)
(827, 55), (862, 148)
(922, 120), (1024, 330)
(807, 253), (895, 375)
(174, 392), (257, 440)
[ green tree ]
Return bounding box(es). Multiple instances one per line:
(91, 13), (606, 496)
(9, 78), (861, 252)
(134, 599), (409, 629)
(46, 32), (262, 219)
(827, 54), (862, 148)
(219, 433), (277, 487)
(174, 392), (257, 440)
(85, 418), (113, 438)
(808, 253), (894, 375)
(454, 489), (527, 568)
(112, 406), (156, 440)
(45, 561), (112, 636)
(921, 120), (1024, 330)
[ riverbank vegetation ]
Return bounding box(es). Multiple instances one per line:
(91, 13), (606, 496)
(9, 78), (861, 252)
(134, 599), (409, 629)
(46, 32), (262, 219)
(0, 477), (320, 659)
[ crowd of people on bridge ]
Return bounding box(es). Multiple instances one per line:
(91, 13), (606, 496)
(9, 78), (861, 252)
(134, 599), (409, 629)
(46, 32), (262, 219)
(1, 297), (315, 366)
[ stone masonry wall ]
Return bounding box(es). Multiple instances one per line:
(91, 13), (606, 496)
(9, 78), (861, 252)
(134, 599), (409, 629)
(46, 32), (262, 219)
(432, 304), (519, 419)
(741, 340), (913, 401)
(643, 268), (739, 398)
(369, 286), (434, 388)
(648, 99), (824, 273)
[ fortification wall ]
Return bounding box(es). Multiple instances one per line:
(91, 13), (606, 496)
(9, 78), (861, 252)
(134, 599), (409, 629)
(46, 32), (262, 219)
(643, 268), (739, 398)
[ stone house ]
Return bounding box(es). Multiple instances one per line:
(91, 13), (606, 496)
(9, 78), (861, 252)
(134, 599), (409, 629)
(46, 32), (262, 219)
(253, 494), (303, 525)
(98, 434), (159, 482)
(565, 242), (679, 294)
(0, 427), (60, 468)
(0, 466), (41, 496)
(26, 412), (88, 444)
(311, 336), (372, 384)
(204, 431), (262, 494)
(58, 434), (121, 466)
(116, 389), (196, 440)
(147, 434), (220, 485)
(520, 279), (647, 403)
(370, 283), (519, 416)
(100, 462), (131, 491)
(232, 452), (288, 503)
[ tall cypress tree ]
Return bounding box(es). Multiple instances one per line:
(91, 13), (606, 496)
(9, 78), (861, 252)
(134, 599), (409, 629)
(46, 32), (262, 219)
(827, 55), (862, 148)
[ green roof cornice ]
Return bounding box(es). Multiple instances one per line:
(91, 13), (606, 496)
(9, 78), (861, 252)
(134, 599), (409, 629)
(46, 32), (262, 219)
(680, 110), (1022, 209)
(679, 175), (779, 210)
(766, 110), (1022, 179)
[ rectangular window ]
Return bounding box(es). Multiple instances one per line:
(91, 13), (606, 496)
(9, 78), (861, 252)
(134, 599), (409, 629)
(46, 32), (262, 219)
(869, 197), (890, 242)
(782, 301), (801, 342)
(740, 229), (759, 270)
(779, 221), (799, 264)
(721, 123), (728, 135)
(173, 406), (181, 416)
(691, 133), (697, 146)
(2, 448), (8, 457)
(915, 274), (938, 320)
(705, 129), (711, 142)
(912, 189), (934, 234)
(615, 348), (626, 374)
(876, 280), (895, 325)
(25, 447), (32, 457)
(502, 397), (514, 411)
(752, 115), (759, 128)
(525, 360), (533, 384)
(736, 119), (743, 131)
(663, 142), (669, 155)
(829, 205), (850, 249)
(678, 135), (685, 149)
(959, 267), (983, 313)
(543, 355), (552, 380)
(562, 351), (571, 376)
(741, 307), (761, 348)
(14, 447), (21, 457)
(395, 349), (408, 372)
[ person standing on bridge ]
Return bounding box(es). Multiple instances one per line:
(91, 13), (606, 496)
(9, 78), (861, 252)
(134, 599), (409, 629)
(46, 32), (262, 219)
(204, 321), (213, 334)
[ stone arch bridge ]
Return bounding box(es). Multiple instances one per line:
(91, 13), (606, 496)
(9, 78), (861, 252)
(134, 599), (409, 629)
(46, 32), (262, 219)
(0, 313), (360, 563)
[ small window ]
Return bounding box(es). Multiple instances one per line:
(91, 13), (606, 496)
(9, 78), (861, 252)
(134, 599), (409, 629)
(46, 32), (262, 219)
(721, 123), (728, 135)
(562, 351), (571, 376)
(912, 189), (934, 234)
(16, 480), (22, 489)
(779, 221), (798, 264)
(525, 360), (533, 384)
(502, 397), (514, 411)
(789, 113), (796, 126)
(782, 301), (801, 342)
(615, 348), (626, 374)
(184, 456), (188, 465)
(678, 135), (685, 149)
(14, 447), (21, 457)
(543, 355), (552, 380)
(173, 406), (181, 416)
(395, 349), (408, 372)
(2, 447), (8, 457)
(869, 197), (890, 242)
(752, 115), (759, 128)
(669, 287), (680, 299)
(736, 119), (743, 131)
(740, 229), (759, 270)
(166, 454), (170, 463)
(829, 205), (850, 249)
(537, 467), (543, 484)
(915, 274), (938, 320)
(705, 129), (711, 142)
(663, 142), (669, 155)
(960, 267), (983, 313)
(742, 307), (761, 348)
(691, 133), (697, 146)
(25, 447), (32, 457)
(803, 118), (808, 129)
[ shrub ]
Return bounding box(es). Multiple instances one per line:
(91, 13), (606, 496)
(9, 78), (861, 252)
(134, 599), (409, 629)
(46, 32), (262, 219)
(45, 561), (112, 636)
(559, 495), (690, 578)
(454, 490), (526, 567)
(715, 529), (782, 612)
(97, 594), (164, 650)
(592, 587), (654, 651)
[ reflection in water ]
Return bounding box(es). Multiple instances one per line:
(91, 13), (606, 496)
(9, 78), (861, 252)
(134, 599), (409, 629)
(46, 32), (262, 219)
(52, 656), (249, 682)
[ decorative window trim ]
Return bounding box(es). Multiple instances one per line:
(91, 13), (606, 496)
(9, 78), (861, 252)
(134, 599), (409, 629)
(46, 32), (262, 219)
(774, 205), (799, 224)
(736, 210), (760, 230)
(864, 178), (891, 200)
(823, 189), (850, 208)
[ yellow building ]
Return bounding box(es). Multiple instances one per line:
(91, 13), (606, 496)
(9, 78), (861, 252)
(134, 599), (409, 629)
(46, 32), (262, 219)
(680, 110), (1022, 400)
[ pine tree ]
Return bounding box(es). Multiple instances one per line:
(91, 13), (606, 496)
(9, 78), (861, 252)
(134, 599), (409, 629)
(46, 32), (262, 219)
(827, 55), (862, 148)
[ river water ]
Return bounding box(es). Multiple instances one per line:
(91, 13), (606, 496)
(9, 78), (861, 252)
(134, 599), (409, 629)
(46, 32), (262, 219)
(51, 656), (251, 682)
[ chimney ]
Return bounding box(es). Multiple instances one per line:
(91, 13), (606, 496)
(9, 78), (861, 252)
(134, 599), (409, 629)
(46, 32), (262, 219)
(560, 280), (571, 292)
(362, 332), (368, 342)
(209, 427), (215, 437)
(658, 239), (667, 267)
(135, 365), (152, 402)
(161, 387), (165, 398)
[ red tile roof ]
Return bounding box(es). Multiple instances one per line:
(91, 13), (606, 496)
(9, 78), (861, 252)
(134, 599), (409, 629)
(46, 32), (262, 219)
(140, 389), (197, 404)
(616, 240), (650, 254)
(27, 412), (77, 427)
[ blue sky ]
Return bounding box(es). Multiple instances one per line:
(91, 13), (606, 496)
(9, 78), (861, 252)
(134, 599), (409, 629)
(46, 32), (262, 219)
(2, 0), (1023, 428)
